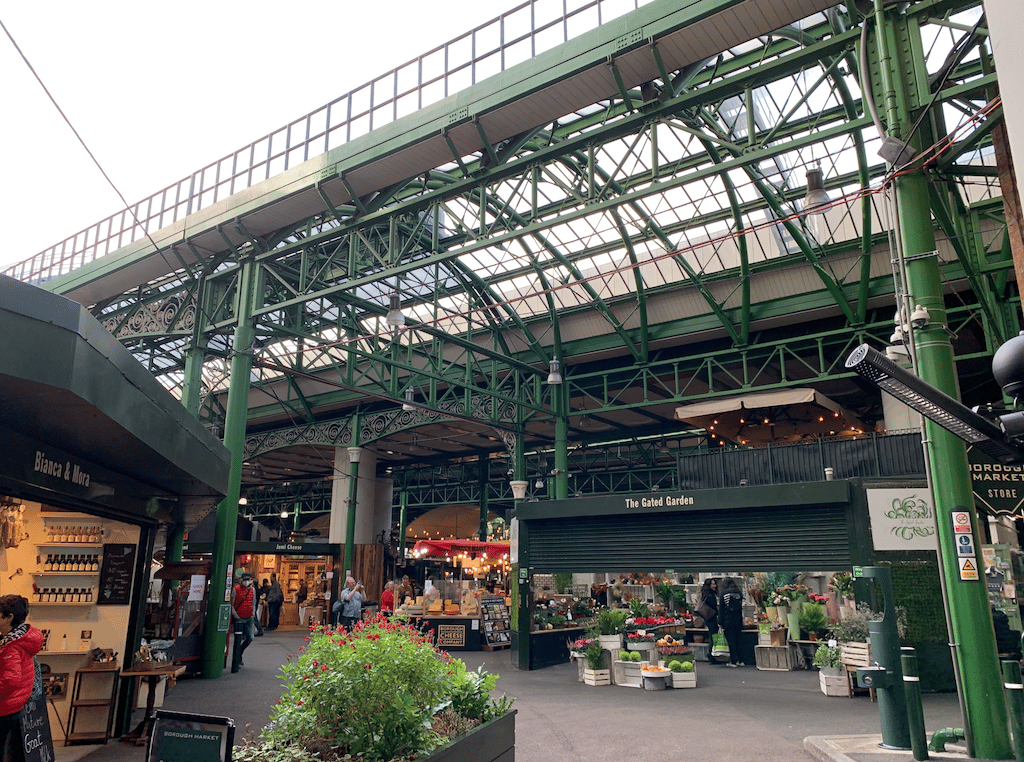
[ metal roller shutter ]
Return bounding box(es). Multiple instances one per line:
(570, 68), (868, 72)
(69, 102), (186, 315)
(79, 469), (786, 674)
(528, 503), (850, 572)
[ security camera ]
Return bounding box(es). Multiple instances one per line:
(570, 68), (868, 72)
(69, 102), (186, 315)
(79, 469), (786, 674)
(993, 333), (1024, 402)
(889, 327), (905, 345)
(910, 304), (929, 329)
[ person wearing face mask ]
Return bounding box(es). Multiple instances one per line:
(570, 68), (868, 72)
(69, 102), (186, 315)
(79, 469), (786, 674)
(230, 572), (256, 672)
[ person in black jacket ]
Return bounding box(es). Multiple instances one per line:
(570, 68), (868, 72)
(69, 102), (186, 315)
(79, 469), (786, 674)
(719, 577), (745, 667)
(697, 578), (721, 664)
(992, 605), (1022, 659)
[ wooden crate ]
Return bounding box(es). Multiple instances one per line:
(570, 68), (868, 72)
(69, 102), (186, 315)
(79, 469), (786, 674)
(819, 671), (849, 697)
(755, 644), (796, 671)
(583, 668), (611, 686)
(840, 641), (872, 667)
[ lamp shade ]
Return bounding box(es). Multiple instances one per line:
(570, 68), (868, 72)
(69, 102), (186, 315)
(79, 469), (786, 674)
(803, 166), (830, 213)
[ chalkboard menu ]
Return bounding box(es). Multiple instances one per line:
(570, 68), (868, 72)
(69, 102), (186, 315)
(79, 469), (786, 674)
(21, 697), (55, 762)
(98, 543), (136, 605)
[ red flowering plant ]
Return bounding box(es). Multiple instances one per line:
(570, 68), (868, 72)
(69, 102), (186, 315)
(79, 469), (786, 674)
(626, 631), (656, 643)
(808, 592), (828, 605)
(569, 637), (595, 652)
(244, 615), (512, 762)
(626, 616), (682, 629)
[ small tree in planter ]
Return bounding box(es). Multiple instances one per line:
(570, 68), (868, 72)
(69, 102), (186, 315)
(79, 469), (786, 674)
(595, 608), (628, 650)
(799, 603), (829, 639)
(583, 642), (610, 686)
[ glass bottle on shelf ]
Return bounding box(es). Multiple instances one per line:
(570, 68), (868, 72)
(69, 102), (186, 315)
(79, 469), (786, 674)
(46, 525), (55, 543)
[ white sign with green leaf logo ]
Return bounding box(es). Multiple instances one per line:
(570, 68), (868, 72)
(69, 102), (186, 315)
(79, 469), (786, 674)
(866, 489), (938, 552)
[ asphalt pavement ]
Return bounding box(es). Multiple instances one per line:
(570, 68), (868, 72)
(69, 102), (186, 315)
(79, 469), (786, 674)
(52, 628), (987, 762)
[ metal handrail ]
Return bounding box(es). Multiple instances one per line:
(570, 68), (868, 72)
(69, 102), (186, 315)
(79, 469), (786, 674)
(4, 0), (653, 286)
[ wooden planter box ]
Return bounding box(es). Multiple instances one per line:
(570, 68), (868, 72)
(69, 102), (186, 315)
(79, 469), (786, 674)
(583, 668), (611, 686)
(612, 660), (648, 688)
(769, 629), (787, 647)
(755, 644), (797, 671)
(420, 709), (516, 762)
(670, 671), (697, 688)
(819, 671), (849, 697)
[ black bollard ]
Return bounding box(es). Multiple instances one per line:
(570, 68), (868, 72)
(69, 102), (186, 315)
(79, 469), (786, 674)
(901, 648), (929, 761)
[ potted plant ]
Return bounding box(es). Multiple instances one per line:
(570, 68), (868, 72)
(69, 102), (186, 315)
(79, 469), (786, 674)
(553, 572), (573, 595)
(667, 659), (697, 688)
(798, 603), (829, 640)
(813, 643), (843, 677)
(595, 608), (628, 650)
(583, 642), (610, 686)
(613, 650), (646, 687)
(234, 615), (514, 762)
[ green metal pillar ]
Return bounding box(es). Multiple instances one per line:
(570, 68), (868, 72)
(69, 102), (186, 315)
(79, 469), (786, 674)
(553, 383), (569, 500)
(180, 342), (207, 421)
(201, 256), (256, 678)
(344, 447), (361, 578)
(398, 490), (408, 571)
(875, 6), (1011, 757)
(478, 459), (490, 539)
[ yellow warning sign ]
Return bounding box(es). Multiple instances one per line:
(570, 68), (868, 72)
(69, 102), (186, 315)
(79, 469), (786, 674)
(959, 557), (979, 580)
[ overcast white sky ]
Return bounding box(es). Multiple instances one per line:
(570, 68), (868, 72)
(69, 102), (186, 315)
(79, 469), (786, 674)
(0, 1), (506, 269)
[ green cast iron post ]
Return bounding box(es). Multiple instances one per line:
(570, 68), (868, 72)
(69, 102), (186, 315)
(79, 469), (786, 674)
(344, 447), (361, 578)
(202, 256), (256, 678)
(875, 5), (1011, 756)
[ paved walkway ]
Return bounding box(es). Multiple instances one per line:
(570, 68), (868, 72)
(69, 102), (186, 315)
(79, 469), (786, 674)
(54, 628), (988, 762)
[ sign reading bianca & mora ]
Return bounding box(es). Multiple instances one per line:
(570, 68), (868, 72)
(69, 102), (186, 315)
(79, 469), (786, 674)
(866, 488), (938, 552)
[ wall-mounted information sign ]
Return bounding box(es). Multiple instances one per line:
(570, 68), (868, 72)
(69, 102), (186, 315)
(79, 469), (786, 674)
(950, 511), (979, 580)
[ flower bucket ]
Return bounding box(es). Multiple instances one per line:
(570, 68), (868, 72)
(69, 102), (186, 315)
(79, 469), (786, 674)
(787, 612), (800, 641)
(766, 605), (779, 623)
(642, 672), (669, 690)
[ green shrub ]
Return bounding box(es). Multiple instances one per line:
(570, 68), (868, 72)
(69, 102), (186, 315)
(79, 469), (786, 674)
(596, 608), (628, 635)
(585, 642), (606, 670)
(812, 644), (842, 669)
(678, 660), (695, 672)
(260, 615), (512, 762)
(618, 651), (630, 661)
(667, 660), (685, 672)
(629, 598), (650, 618)
(798, 603), (828, 635)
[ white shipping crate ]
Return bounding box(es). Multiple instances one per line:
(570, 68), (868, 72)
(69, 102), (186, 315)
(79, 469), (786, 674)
(819, 671), (849, 697)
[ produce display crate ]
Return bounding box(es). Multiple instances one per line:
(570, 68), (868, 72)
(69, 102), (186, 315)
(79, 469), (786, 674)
(819, 671), (849, 697)
(755, 644), (797, 671)
(612, 660), (648, 688)
(840, 642), (872, 667)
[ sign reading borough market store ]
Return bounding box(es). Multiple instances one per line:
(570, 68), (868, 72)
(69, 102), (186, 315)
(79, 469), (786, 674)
(968, 446), (1024, 518)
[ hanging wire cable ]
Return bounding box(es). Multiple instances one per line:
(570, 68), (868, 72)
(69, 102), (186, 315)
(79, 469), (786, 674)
(1, 16), (188, 282)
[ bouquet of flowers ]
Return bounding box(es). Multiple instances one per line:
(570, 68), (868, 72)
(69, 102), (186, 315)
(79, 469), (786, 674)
(773, 584), (811, 602)
(656, 643), (693, 656)
(808, 592), (828, 604)
(627, 616), (681, 628)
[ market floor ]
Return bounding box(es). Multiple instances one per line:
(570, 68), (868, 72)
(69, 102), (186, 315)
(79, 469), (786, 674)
(55, 628), (980, 762)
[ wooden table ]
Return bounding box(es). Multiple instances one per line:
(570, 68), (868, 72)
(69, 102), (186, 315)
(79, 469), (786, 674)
(118, 663), (186, 745)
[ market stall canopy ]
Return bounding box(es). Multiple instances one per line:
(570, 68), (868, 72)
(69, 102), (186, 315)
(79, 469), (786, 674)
(0, 276), (230, 526)
(412, 539), (510, 559)
(674, 388), (868, 444)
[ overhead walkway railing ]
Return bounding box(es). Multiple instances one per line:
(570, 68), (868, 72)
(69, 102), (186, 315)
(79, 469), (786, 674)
(3, 0), (658, 286)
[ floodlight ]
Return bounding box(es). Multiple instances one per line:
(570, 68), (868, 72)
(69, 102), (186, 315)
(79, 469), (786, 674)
(845, 343), (1024, 464)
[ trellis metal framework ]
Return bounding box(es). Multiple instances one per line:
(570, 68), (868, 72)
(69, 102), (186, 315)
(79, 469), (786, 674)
(13, 0), (1015, 528)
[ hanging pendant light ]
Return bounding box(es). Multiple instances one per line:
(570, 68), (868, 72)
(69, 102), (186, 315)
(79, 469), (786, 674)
(385, 293), (405, 329)
(402, 386), (416, 411)
(547, 358), (562, 385)
(803, 165), (830, 214)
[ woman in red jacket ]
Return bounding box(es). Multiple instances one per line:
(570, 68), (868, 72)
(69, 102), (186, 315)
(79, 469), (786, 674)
(0, 594), (45, 762)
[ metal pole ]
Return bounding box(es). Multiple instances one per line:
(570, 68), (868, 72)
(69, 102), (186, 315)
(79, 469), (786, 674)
(870, 5), (1012, 756)
(201, 256), (255, 678)
(1002, 660), (1024, 762)
(344, 447), (361, 579)
(901, 648), (929, 761)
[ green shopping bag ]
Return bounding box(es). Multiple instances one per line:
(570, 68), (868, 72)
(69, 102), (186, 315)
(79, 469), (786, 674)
(711, 632), (730, 658)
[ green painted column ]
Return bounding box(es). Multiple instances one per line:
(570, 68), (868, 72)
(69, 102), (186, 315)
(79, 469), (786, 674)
(344, 447), (361, 578)
(876, 6), (1011, 757)
(398, 490), (408, 571)
(478, 459), (490, 539)
(201, 256), (256, 678)
(180, 343), (207, 421)
(553, 383), (569, 500)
